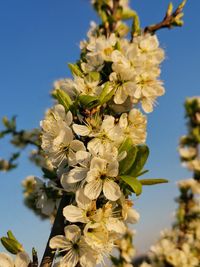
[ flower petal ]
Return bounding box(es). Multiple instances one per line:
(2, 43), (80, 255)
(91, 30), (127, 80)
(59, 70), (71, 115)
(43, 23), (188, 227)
(90, 157), (107, 172)
(84, 179), (102, 200)
(76, 188), (92, 210)
(61, 249), (79, 267)
(63, 205), (87, 223)
(61, 167), (87, 185)
(127, 208), (140, 224)
(103, 179), (121, 201)
(0, 253), (14, 267)
(70, 140), (85, 152)
(49, 235), (71, 250)
(15, 252), (30, 267)
(72, 124), (91, 136)
(107, 161), (119, 177)
(64, 225), (81, 243)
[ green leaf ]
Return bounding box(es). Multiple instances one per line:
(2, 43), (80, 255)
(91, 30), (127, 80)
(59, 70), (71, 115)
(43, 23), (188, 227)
(139, 179), (168, 186)
(86, 72), (100, 82)
(2, 116), (16, 131)
(136, 169), (149, 177)
(120, 175), (142, 196)
(131, 11), (141, 37)
(122, 8), (137, 20)
(52, 89), (73, 111)
(178, 0), (187, 10)
(166, 2), (173, 16)
(99, 82), (115, 105)
(79, 95), (99, 109)
(68, 63), (83, 77)
(129, 145), (149, 177)
(1, 237), (23, 254)
(7, 231), (18, 242)
(119, 140), (138, 175)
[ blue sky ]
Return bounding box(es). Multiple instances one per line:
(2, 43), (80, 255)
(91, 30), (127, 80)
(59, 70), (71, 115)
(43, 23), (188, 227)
(0, 0), (200, 260)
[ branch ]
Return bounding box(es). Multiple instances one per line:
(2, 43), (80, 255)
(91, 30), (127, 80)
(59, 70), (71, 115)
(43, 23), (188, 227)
(40, 194), (70, 267)
(144, 0), (186, 34)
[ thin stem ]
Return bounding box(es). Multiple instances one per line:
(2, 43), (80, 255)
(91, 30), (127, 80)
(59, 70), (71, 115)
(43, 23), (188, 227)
(40, 194), (70, 267)
(144, 2), (185, 34)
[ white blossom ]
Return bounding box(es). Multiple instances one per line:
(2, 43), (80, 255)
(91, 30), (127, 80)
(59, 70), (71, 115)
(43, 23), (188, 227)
(84, 157), (121, 201)
(41, 104), (85, 168)
(0, 252), (30, 267)
(50, 225), (97, 267)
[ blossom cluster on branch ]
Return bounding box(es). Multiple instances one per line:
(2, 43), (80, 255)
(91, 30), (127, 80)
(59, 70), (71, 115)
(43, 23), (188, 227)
(140, 97), (200, 267)
(0, 0), (187, 266)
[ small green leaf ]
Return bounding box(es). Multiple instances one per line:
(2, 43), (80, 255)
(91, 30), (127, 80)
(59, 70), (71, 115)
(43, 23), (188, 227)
(99, 82), (115, 105)
(68, 63), (83, 77)
(1, 237), (23, 254)
(131, 11), (141, 37)
(52, 89), (73, 111)
(7, 231), (18, 242)
(139, 179), (168, 185)
(129, 145), (149, 177)
(136, 169), (149, 177)
(122, 8), (137, 20)
(2, 116), (16, 131)
(86, 72), (100, 82)
(178, 0), (187, 10)
(79, 95), (99, 109)
(119, 141), (138, 175)
(166, 2), (173, 16)
(120, 175), (142, 196)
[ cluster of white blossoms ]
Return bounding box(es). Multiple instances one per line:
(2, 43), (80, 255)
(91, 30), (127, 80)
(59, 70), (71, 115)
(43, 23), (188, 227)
(0, 252), (30, 267)
(179, 97), (200, 173)
(0, 0), (188, 266)
(36, 5), (165, 266)
(139, 97), (200, 267)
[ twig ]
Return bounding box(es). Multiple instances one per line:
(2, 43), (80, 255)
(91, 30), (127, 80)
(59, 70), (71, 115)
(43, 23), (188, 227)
(28, 248), (38, 267)
(40, 194), (70, 267)
(144, 1), (186, 34)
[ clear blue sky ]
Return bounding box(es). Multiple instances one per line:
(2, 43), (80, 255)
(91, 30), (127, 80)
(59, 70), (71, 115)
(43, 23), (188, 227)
(0, 0), (200, 260)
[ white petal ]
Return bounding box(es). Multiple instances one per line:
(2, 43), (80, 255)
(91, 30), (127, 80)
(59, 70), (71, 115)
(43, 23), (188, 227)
(0, 253), (14, 267)
(63, 205), (86, 223)
(106, 218), (126, 234)
(90, 157), (107, 172)
(101, 116), (115, 131)
(76, 151), (91, 167)
(107, 161), (119, 177)
(41, 199), (55, 216)
(84, 179), (102, 200)
(86, 169), (100, 183)
(64, 225), (81, 243)
(119, 113), (128, 129)
(127, 208), (140, 224)
(76, 188), (92, 210)
(62, 249), (79, 267)
(114, 87), (127, 104)
(103, 179), (121, 201)
(70, 140), (85, 152)
(141, 98), (154, 113)
(49, 236), (72, 250)
(111, 50), (123, 62)
(53, 128), (73, 147)
(61, 167), (87, 185)
(15, 252), (30, 267)
(72, 124), (91, 136)
(66, 111), (73, 125)
(87, 138), (104, 155)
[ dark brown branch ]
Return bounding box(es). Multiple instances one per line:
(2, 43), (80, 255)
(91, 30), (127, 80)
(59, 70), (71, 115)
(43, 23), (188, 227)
(28, 248), (38, 267)
(40, 194), (70, 267)
(144, 2), (186, 34)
